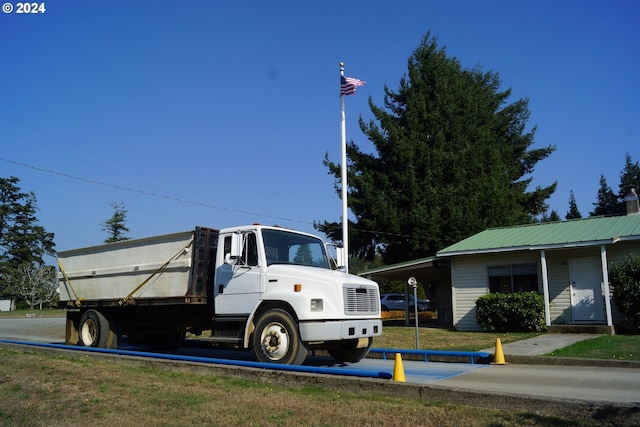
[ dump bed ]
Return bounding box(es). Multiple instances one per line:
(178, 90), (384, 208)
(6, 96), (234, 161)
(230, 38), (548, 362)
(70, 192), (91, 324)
(57, 227), (218, 306)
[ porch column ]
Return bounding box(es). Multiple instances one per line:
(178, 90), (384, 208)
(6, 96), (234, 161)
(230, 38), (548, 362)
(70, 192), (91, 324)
(600, 245), (614, 326)
(540, 250), (551, 326)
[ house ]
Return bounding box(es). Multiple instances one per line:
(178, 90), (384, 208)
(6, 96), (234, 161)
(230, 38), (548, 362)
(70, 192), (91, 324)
(362, 187), (640, 333)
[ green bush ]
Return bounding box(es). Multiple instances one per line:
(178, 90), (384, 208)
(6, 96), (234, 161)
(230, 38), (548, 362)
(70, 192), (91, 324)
(475, 292), (545, 332)
(610, 254), (640, 329)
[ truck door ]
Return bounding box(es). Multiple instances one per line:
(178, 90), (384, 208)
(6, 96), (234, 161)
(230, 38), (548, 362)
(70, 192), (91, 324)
(214, 231), (263, 315)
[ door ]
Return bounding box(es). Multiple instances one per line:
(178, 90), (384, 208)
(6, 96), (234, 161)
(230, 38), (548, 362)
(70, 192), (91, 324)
(569, 257), (604, 322)
(214, 231), (263, 315)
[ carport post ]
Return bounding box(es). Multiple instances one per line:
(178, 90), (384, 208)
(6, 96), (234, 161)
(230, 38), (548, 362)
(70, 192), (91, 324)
(540, 250), (551, 326)
(600, 245), (613, 326)
(409, 277), (419, 349)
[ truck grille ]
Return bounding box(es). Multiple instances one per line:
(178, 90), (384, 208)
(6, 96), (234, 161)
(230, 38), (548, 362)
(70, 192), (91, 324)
(342, 284), (380, 315)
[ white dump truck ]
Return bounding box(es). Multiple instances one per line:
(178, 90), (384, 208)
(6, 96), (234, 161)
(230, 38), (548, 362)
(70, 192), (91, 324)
(54, 225), (382, 365)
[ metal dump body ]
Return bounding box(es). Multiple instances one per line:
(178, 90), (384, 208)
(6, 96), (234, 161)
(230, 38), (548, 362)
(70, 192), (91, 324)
(57, 227), (218, 305)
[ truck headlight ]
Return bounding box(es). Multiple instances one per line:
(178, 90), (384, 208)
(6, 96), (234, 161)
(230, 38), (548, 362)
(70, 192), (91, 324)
(310, 299), (324, 312)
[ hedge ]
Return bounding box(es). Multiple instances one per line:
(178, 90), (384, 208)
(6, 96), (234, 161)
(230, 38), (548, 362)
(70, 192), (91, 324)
(610, 254), (640, 329)
(475, 291), (545, 332)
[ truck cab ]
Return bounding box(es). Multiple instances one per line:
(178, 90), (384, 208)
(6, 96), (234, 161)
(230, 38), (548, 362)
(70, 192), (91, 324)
(213, 225), (382, 364)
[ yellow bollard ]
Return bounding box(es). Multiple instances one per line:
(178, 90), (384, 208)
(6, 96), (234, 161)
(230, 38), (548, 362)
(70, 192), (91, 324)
(393, 353), (406, 382)
(492, 338), (506, 365)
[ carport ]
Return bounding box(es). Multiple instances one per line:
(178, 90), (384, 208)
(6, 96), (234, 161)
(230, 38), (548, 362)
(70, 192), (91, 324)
(359, 256), (453, 325)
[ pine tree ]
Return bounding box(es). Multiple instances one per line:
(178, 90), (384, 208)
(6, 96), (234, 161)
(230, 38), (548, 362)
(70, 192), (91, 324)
(102, 202), (131, 243)
(293, 244), (313, 266)
(591, 175), (623, 217)
(565, 190), (582, 220)
(0, 176), (56, 299)
(319, 32), (556, 264)
(541, 209), (561, 222)
(618, 153), (640, 197)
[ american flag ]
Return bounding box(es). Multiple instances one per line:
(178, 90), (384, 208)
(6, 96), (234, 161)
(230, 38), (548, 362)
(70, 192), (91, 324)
(340, 75), (366, 96)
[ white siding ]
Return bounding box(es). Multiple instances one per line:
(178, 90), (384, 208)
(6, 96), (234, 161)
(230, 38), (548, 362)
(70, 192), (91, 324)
(451, 252), (539, 331)
(450, 242), (640, 331)
(608, 241), (640, 264)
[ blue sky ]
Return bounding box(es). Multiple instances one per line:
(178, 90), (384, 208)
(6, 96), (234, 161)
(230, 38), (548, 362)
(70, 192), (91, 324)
(1, 0), (638, 255)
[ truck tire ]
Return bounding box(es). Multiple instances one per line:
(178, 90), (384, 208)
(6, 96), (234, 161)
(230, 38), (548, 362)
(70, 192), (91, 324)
(328, 337), (373, 363)
(252, 309), (307, 365)
(79, 309), (119, 349)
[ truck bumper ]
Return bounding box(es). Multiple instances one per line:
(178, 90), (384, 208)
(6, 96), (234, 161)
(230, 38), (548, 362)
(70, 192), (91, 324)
(298, 319), (382, 342)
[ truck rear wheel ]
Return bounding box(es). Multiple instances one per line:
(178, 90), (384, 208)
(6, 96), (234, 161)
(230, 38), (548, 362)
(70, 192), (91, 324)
(79, 309), (119, 349)
(328, 337), (373, 363)
(253, 309), (307, 365)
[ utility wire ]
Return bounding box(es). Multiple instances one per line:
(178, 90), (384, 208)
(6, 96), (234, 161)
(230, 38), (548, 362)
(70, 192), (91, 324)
(0, 157), (427, 241)
(0, 157), (313, 225)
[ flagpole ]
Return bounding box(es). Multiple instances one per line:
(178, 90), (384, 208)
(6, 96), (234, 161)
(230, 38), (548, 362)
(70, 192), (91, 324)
(339, 62), (349, 273)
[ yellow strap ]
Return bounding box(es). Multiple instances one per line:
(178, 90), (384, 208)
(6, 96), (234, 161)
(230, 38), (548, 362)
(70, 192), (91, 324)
(57, 259), (83, 307)
(119, 238), (194, 306)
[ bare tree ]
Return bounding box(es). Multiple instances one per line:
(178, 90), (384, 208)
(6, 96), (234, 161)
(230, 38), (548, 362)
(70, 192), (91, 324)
(5, 264), (58, 309)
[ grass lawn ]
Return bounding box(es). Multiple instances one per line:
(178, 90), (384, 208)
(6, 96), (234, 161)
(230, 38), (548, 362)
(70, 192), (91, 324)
(548, 334), (640, 361)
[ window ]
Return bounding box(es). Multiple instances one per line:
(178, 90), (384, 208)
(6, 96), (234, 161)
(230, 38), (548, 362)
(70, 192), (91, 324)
(242, 232), (258, 266)
(262, 228), (329, 268)
(488, 264), (538, 293)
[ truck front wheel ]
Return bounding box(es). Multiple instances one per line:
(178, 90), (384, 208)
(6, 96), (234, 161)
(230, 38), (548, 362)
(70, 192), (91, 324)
(79, 309), (118, 349)
(252, 309), (307, 365)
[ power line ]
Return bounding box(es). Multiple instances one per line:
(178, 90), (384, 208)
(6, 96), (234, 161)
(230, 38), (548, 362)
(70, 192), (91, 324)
(0, 157), (428, 241)
(0, 157), (313, 226)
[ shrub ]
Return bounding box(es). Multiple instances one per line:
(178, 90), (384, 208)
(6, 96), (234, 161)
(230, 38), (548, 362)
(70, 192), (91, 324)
(475, 292), (545, 332)
(610, 254), (640, 329)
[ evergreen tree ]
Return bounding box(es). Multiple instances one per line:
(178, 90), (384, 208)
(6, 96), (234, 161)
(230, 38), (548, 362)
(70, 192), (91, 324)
(591, 154), (640, 217)
(0, 177), (56, 301)
(319, 32), (556, 264)
(565, 190), (582, 220)
(541, 209), (561, 222)
(102, 202), (131, 243)
(618, 153), (640, 197)
(591, 174), (623, 216)
(293, 244), (313, 266)
(0, 177), (55, 292)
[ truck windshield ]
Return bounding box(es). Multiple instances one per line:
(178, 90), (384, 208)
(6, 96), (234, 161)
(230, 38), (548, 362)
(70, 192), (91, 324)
(261, 229), (330, 268)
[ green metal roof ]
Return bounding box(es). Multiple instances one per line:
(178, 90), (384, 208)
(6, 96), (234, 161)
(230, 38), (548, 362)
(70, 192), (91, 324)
(438, 214), (640, 256)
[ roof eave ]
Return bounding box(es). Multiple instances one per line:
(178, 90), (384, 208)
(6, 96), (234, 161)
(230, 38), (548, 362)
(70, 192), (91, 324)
(438, 238), (631, 257)
(358, 256), (436, 276)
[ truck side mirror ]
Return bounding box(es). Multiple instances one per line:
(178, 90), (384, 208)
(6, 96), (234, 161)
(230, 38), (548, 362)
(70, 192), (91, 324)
(336, 247), (347, 272)
(224, 232), (244, 265)
(230, 232), (243, 257)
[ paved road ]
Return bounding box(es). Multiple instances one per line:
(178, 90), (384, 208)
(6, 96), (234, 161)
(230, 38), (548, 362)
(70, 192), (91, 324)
(1, 316), (639, 405)
(436, 363), (640, 404)
(0, 316), (65, 343)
